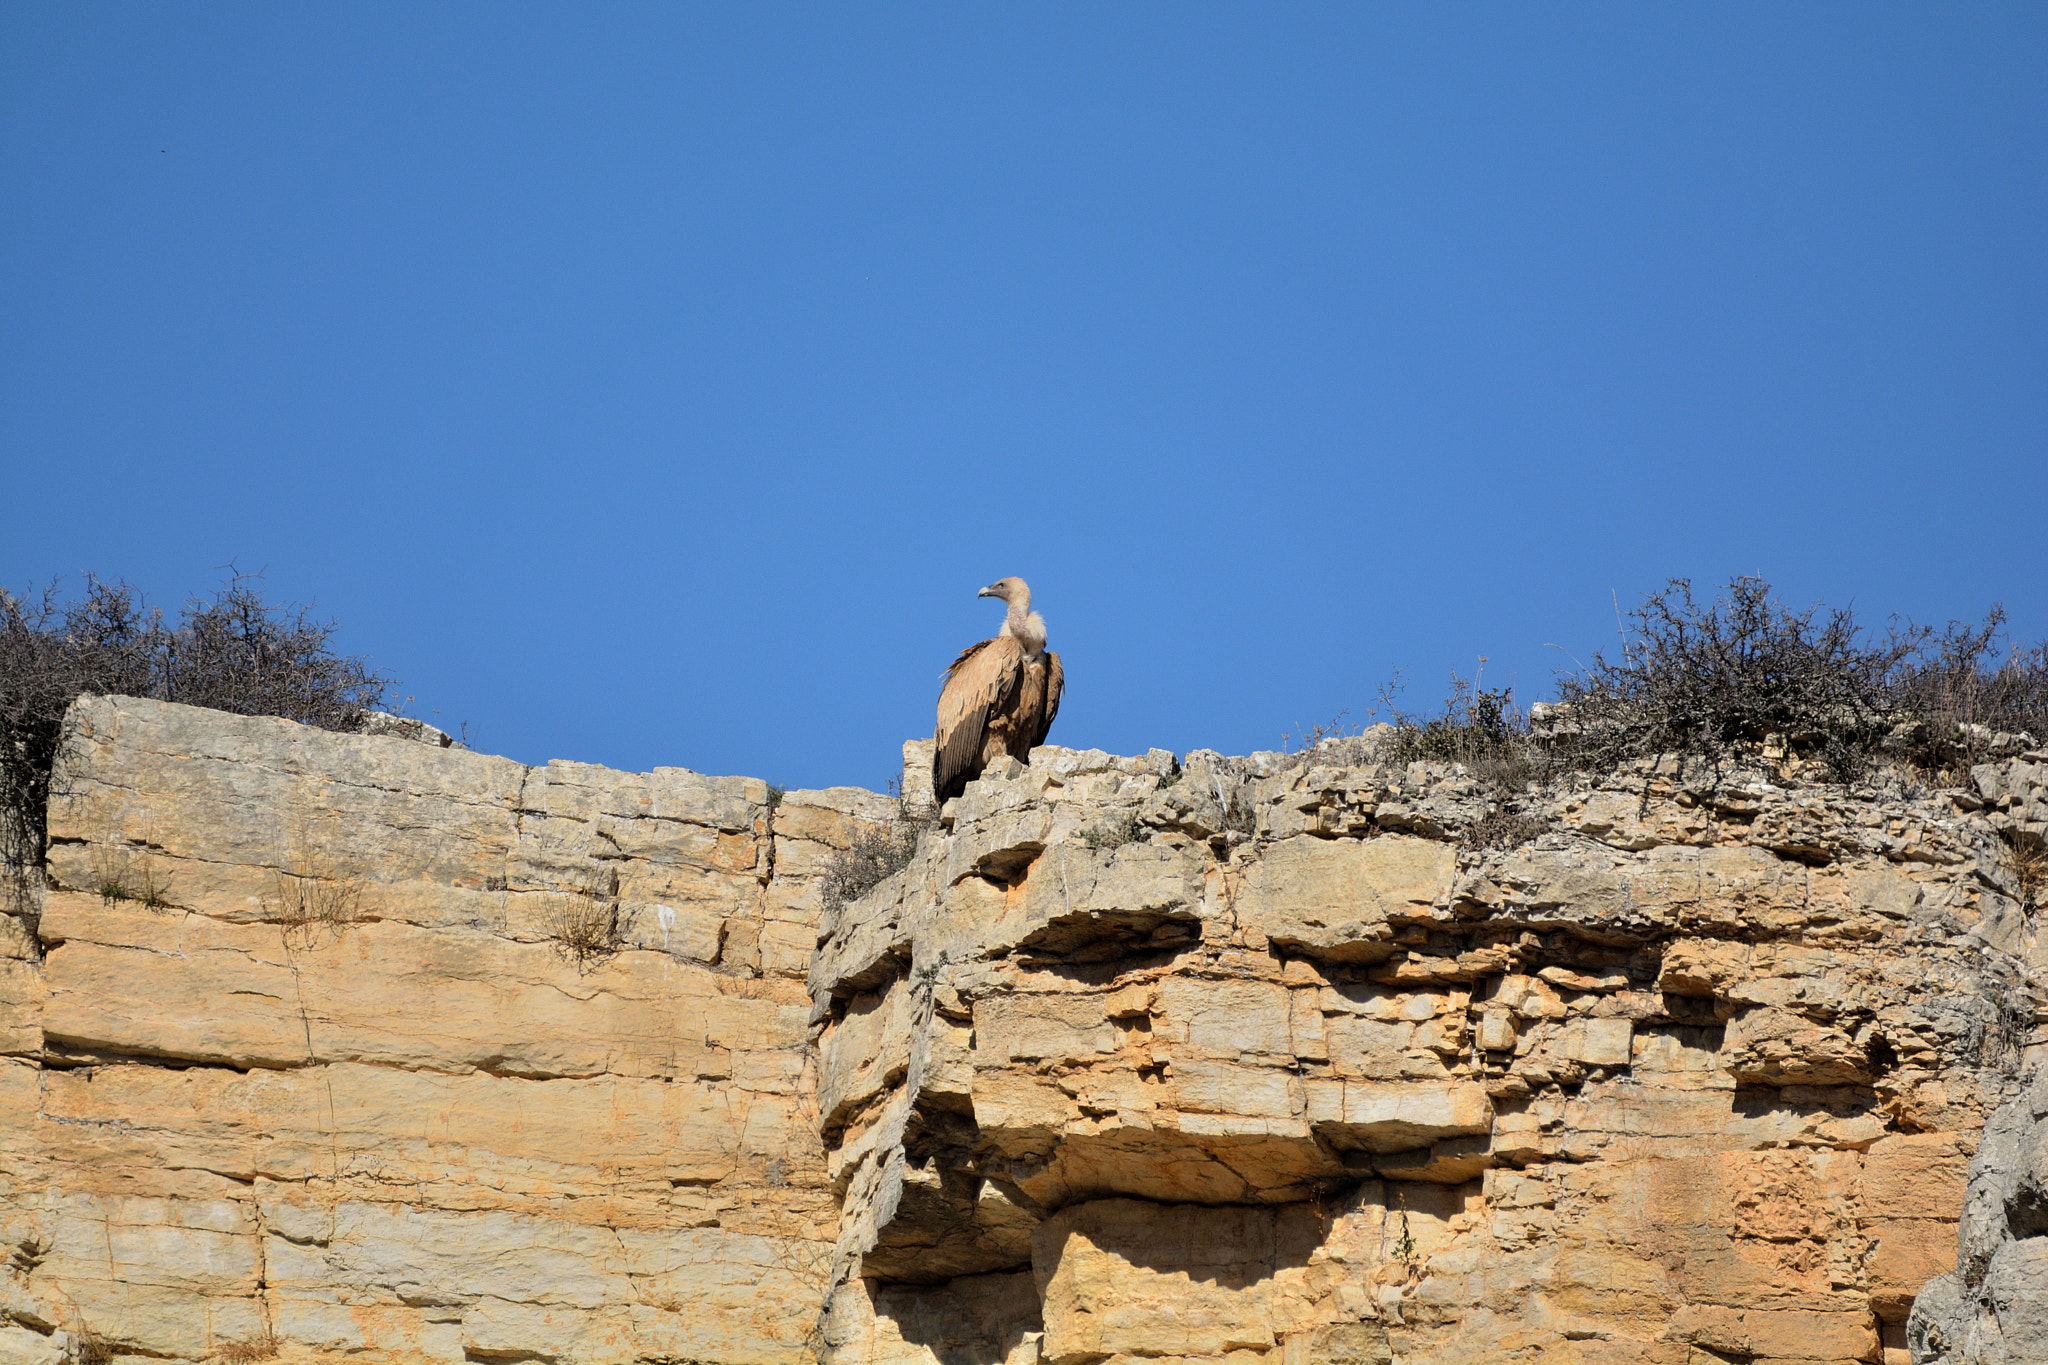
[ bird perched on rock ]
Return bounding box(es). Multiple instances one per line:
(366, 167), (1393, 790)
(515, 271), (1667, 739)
(933, 577), (1064, 804)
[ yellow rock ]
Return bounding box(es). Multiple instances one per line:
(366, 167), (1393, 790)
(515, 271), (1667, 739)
(6, 701), (2025, 1364)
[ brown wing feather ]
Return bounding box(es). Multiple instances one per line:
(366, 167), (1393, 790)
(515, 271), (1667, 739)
(934, 636), (1024, 802)
(1033, 651), (1064, 748)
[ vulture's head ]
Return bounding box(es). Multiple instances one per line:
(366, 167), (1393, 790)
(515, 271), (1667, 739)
(978, 577), (1030, 606)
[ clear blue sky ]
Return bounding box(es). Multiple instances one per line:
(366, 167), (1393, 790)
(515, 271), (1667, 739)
(4, 5), (2044, 791)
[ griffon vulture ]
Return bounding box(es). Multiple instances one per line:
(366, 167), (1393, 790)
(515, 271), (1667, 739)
(934, 577), (1064, 804)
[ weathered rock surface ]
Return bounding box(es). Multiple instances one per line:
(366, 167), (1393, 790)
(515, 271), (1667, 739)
(2, 696), (868, 1363)
(0, 698), (2041, 1363)
(813, 743), (2046, 1365)
(1908, 1063), (2048, 1362)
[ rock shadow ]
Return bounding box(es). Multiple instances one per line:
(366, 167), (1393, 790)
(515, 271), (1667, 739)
(873, 1268), (1043, 1365)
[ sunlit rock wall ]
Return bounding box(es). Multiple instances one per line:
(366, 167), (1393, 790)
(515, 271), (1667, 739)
(814, 742), (2047, 1365)
(1, 697), (2042, 1365)
(0, 695), (887, 1364)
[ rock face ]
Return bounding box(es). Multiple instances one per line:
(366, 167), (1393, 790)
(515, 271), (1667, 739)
(1907, 1065), (2048, 1363)
(2, 696), (884, 1363)
(813, 744), (2046, 1365)
(0, 696), (2042, 1364)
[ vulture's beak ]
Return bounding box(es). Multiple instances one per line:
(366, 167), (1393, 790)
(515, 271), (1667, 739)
(977, 585), (999, 598)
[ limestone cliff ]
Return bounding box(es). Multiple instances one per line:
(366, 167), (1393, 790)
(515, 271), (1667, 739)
(2, 696), (862, 1363)
(1, 696), (2043, 1364)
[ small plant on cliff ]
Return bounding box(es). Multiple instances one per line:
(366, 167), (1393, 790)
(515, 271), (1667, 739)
(1381, 669), (1534, 796)
(1466, 806), (1543, 852)
(820, 805), (932, 917)
(72, 1326), (115, 1365)
(1391, 1204), (1417, 1265)
(271, 861), (367, 946)
(543, 866), (624, 966)
(911, 950), (949, 1009)
(0, 572), (394, 915)
(91, 841), (176, 911)
(1979, 982), (2031, 1077)
(2001, 833), (2047, 912)
(1222, 792), (1257, 835)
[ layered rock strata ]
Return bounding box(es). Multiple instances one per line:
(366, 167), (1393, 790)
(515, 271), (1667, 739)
(814, 743), (2046, 1365)
(0, 696), (2041, 1364)
(1, 696), (889, 1363)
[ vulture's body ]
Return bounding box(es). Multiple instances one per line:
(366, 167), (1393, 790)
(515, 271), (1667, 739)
(934, 577), (1064, 803)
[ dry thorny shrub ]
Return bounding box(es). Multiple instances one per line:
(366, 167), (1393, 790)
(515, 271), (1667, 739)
(1553, 577), (1910, 781)
(1552, 578), (2047, 782)
(1, 571), (392, 915)
(2003, 834), (2048, 911)
(543, 866), (624, 966)
(821, 806), (933, 917)
(1372, 578), (2046, 793)
(1893, 608), (2048, 776)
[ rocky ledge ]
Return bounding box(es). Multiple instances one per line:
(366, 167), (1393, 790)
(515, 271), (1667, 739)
(813, 739), (2048, 1365)
(0, 697), (2043, 1364)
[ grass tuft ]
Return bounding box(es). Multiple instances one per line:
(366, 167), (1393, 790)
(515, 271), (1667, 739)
(272, 860), (366, 945)
(1381, 672), (1531, 796)
(76, 1327), (116, 1365)
(92, 841), (175, 910)
(543, 866), (624, 966)
(2002, 834), (2047, 911)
